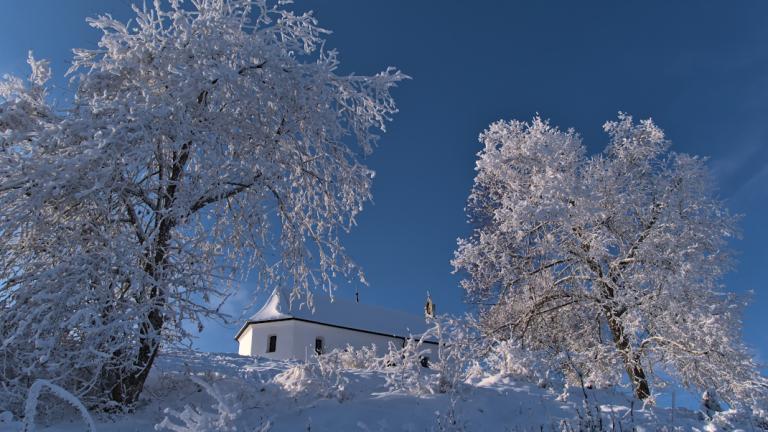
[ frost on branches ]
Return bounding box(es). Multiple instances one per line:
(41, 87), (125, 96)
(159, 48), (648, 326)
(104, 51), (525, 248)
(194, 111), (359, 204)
(452, 115), (767, 406)
(0, 0), (406, 412)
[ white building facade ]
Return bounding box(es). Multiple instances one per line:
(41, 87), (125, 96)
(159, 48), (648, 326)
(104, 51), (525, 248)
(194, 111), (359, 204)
(235, 290), (437, 361)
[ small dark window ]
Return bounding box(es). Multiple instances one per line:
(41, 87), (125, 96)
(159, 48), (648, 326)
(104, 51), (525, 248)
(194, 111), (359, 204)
(267, 335), (277, 353)
(419, 355), (430, 368)
(314, 337), (324, 355)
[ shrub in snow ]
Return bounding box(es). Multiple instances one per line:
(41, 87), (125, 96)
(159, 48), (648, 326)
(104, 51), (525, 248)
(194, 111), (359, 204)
(480, 339), (566, 391)
(272, 354), (349, 401)
(453, 114), (768, 405)
(23, 379), (97, 432)
(155, 375), (264, 432)
(425, 316), (479, 394)
(334, 344), (382, 370)
(382, 338), (434, 395)
(430, 315), (564, 392)
(0, 0), (405, 411)
(272, 364), (310, 395)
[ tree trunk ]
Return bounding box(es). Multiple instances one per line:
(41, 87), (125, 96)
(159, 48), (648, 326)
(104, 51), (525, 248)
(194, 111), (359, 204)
(589, 262), (651, 401)
(109, 221), (170, 406)
(109, 140), (189, 407)
(605, 312), (651, 400)
(109, 310), (163, 406)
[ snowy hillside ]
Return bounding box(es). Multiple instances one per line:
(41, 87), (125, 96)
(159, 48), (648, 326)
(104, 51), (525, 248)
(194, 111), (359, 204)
(1, 350), (760, 432)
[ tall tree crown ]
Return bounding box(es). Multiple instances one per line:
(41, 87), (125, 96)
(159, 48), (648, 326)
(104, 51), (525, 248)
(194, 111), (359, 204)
(0, 0), (406, 410)
(454, 114), (766, 405)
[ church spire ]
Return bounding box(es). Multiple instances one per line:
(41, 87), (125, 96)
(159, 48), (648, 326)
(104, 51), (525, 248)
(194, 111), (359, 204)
(424, 291), (435, 318)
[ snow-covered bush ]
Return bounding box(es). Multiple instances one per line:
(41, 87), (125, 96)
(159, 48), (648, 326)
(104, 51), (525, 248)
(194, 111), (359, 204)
(428, 314), (565, 393)
(427, 316), (479, 394)
(382, 338), (434, 395)
(481, 339), (564, 389)
(272, 354), (349, 401)
(272, 365), (313, 395)
(155, 375), (264, 432)
(333, 344), (382, 370)
(0, 0), (405, 412)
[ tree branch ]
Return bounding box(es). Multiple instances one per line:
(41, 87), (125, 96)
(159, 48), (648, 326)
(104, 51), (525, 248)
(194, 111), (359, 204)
(189, 173), (263, 214)
(122, 197), (147, 245)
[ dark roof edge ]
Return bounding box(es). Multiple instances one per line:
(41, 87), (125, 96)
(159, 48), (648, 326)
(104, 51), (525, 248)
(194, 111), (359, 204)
(233, 317), (438, 345)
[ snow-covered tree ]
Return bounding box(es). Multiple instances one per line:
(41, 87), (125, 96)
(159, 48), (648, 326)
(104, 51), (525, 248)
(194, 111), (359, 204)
(0, 0), (406, 411)
(453, 115), (767, 405)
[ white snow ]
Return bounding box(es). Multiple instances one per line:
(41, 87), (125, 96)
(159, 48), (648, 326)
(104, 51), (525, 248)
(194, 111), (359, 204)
(2, 350), (755, 432)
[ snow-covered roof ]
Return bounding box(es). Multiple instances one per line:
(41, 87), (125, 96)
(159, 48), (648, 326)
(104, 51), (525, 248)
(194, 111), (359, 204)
(236, 289), (433, 341)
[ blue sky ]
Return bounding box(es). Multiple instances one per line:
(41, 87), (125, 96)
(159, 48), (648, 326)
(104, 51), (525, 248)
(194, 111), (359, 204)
(2, 1), (767, 363)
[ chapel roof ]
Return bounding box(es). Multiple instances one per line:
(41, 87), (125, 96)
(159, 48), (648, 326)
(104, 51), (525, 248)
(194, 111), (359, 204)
(235, 289), (433, 342)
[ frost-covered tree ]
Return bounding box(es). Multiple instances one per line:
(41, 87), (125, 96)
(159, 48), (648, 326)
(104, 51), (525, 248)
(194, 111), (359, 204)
(453, 115), (767, 405)
(0, 0), (405, 411)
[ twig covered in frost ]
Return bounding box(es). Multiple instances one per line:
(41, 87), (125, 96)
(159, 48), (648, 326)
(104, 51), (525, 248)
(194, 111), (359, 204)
(23, 379), (96, 432)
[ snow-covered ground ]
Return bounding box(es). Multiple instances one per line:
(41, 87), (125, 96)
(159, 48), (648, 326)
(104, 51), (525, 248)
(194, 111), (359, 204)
(0, 350), (760, 431)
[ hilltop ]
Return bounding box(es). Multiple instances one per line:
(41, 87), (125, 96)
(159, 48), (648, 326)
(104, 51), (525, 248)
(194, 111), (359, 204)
(1, 350), (757, 432)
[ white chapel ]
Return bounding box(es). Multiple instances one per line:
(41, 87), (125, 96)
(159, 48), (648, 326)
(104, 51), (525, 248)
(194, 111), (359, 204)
(235, 289), (436, 361)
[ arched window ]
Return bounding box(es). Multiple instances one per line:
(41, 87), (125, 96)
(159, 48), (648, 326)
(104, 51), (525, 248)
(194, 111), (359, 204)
(267, 335), (277, 353)
(314, 337), (324, 355)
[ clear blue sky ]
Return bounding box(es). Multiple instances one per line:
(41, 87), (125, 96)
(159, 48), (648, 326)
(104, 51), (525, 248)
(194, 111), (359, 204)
(1, 1), (766, 363)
